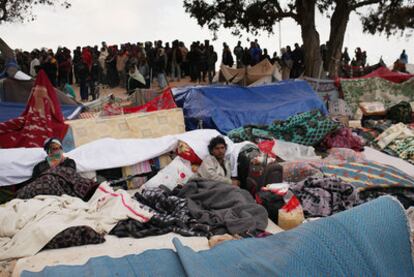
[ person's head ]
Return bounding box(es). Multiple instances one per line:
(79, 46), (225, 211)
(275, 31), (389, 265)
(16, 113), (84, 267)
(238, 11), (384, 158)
(128, 65), (136, 74)
(263, 48), (268, 55)
(43, 138), (63, 156)
(208, 136), (227, 160)
(237, 41), (241, 46)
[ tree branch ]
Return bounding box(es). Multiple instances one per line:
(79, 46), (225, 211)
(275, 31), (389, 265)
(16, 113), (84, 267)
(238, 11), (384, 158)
(351, 0), (382, 10)
(273, 1), (298, 21)
(0, 0), (7, 21)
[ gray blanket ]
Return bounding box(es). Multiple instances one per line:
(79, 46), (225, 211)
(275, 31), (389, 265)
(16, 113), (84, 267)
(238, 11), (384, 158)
(177, 178), (268, 236)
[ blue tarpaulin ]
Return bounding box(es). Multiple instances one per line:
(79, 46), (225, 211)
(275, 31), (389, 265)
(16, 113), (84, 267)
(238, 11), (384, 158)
(22, 197), (414, 277)
(0, 102), (82, 122)
(173, 80), (328, 134)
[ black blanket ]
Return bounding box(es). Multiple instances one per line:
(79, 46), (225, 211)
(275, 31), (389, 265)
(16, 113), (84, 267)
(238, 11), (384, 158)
(176, 178), (268, 236)
(110, 186), (213, 238)
(16, 166), (98, 201)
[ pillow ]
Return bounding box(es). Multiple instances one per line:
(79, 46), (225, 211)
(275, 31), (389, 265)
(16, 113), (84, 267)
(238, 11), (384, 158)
(176, 140), (202, 164)
(144, 156), (194, 190)
(359, 102), (386, 116)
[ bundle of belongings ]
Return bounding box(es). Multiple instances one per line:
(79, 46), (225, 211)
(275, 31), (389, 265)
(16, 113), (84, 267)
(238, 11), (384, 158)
(20, 197), (414, 276)
(0, 131), (273, 263)
(228, 109), (364, 151)
(352, 100), (414, 164)
(3, 100), (414, 275)
(226, 107), (414, 227)
(0, 177), (269, 261)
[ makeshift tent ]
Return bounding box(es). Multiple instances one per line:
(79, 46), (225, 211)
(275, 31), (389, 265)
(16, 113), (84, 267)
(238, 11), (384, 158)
(0, 70), (69, 149)
(0, 76), (79, 105)
(359, 67), (414, 83)
(0, 102), (81, 122)
(219, 59), (281, 86)
(21, 197), (414, 277)
(173, 80), (327, 134)
(339, 61), (385, 78)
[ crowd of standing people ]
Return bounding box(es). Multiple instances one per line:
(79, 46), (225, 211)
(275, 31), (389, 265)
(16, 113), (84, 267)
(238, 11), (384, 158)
(13, 38), (298, 101)
(8, 38), (410, 102)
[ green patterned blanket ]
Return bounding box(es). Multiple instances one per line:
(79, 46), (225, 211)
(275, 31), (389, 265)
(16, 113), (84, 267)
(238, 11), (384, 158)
(341, 77), (414, 118)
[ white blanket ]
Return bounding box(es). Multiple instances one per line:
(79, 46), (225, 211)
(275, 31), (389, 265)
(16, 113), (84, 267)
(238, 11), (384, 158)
(0, 183), (153, 260)
(0, 129), (241, 186)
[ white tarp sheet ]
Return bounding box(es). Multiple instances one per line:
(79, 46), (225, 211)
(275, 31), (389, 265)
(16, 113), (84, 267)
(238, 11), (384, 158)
(0, 129), (245, 186)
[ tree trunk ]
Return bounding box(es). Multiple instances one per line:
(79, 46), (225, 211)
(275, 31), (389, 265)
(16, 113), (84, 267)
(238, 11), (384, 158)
(297, 0), (322, 78)
(325, 2), (351, 78)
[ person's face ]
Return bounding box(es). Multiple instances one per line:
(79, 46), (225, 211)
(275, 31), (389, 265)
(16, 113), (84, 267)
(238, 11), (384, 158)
(49, 142), (62, 155)
(212, 144), (226, 160)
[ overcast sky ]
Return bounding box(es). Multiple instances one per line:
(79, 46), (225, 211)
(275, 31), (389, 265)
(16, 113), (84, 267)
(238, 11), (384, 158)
(0, 0), (412, 65)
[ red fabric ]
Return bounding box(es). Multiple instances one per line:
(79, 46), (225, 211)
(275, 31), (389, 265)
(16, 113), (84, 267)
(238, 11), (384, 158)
(123, 88), (177, 114)
(102, 103), (123, 116)
(322, 127), (363, 152)
(82, 48), (92, 70)
(362, 67), (414, 83)
(257, 140), (276, 158)
(0, 70), (69, 148)
(281, 195), (301, 212)
(176, 141), (202, 164)
(338, 66), (414, 85)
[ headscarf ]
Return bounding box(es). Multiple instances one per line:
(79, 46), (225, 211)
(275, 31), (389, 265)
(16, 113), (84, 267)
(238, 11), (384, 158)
(43, 137), (62, 152)
(129, 66), (146, 85)
(44, 138), (64, 167)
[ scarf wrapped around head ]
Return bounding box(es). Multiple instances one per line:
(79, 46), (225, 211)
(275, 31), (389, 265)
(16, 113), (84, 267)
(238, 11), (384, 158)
(129, 66), (146, 85)
(44, 137), (64, 167)
(43, 137), (62, 152)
